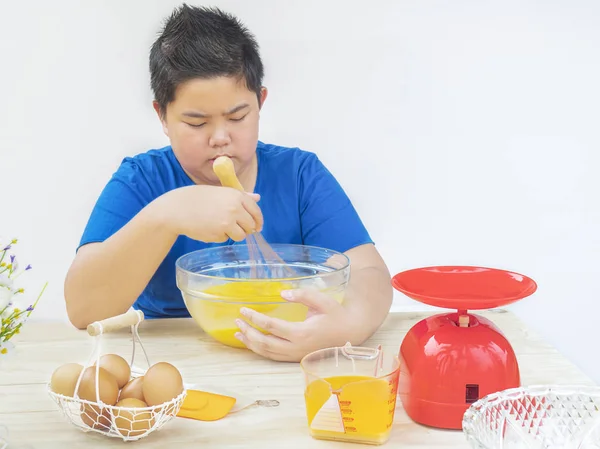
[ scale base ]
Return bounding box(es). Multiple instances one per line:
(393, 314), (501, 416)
(398, 311), (521, 430)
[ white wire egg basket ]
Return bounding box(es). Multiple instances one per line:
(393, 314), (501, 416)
(47, 309), (187, 441)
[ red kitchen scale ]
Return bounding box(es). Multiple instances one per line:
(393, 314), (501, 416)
(391, 265), (537, 430)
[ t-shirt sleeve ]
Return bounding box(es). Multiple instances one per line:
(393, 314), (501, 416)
(298, 153), (373, 253)
(78, 159), (154, 251)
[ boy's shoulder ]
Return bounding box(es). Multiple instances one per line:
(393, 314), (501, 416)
(257, 141), (321, 171)
(111, 146), (188, 195)
(118, 146), (175, 171)
(113, 146), (183, 179)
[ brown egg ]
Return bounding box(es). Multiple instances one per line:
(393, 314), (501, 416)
(119, 377), (145, 402)
(142, 362), (184, 406)
(50, 363), (84, 397)
(76, 366), (119, 405)
(95, 354), (131, 389)
(114, 398), (154, 437)
(81, 403), (112, 432)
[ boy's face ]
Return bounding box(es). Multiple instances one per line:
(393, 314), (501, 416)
(154, 76), (267, 186)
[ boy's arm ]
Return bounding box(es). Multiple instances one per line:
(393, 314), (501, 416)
(65, 159), (262, 329)
(341, 243), (393, 344)
(65, 185), (261, 329)
(298, 153), (393, 339)
(64, 201), (177, 329)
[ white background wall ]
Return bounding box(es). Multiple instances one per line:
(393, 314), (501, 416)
(2, 1), (599, 381)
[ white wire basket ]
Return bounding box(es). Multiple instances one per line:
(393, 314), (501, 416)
(47, 309), (187, 441)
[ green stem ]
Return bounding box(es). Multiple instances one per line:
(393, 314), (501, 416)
(29, 281), (48, 314)
(11, 270), (26, 280)
(0, 302), (8, 316)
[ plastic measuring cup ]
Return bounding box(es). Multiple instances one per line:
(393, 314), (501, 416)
(300, 343), (400, 445)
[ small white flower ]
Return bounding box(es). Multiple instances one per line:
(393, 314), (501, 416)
(0, 271), (11, 286)
(0, 285), (12, 312)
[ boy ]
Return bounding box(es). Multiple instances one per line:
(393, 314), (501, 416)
(64, 4), (392, 362)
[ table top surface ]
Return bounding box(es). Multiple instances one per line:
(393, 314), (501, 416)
(0, 309), (594, 448)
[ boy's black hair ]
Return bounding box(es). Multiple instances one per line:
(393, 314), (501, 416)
(149, 3), (264, 116)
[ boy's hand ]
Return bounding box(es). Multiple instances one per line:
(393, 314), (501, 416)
(233, 288), (357, 362)
(153, 185), (263, 243)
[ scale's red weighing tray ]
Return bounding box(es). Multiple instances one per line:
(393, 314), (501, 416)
(392, 265), (537, 311)
(391, 265), (538, 430)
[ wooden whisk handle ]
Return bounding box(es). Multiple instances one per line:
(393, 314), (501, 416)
(86, 309), (144, 336)
(213, 156), (244, 191)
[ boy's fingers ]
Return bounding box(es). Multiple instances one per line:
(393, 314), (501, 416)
(239, 307), (297, 340)
(236, 209), (258, 235)
(281, 288), (339, 314)
(234, 318), (291, 360)
(226, 224), (246, 242)
(242, 195), (264, 232)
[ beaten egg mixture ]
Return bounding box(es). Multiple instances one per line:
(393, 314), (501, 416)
(185, 280), (342, 348)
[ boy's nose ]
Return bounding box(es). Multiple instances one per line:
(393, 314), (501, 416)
(209, 127), (231, 148)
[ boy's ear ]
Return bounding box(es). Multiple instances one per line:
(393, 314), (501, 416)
(152, 100), (169, 137)
(258, 87), (268, 110)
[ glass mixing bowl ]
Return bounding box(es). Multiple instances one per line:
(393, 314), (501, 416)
(175, 244), (350, 348)
(462, 385), (600, 449)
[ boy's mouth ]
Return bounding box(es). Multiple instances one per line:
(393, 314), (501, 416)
(209, 155), (232, 164)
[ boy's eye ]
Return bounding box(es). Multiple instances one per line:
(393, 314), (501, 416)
(229, 113), (248, 122)
(186, 122), (206, 128)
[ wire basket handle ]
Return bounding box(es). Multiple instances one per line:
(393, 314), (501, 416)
(87, 309), (144, 337)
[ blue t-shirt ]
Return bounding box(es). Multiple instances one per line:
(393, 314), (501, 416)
(79, 141), (373, 318)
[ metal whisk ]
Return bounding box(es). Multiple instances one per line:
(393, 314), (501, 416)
(212, 156), (297, 279)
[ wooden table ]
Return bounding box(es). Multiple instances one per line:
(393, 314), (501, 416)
(0, 310), (594, 448)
